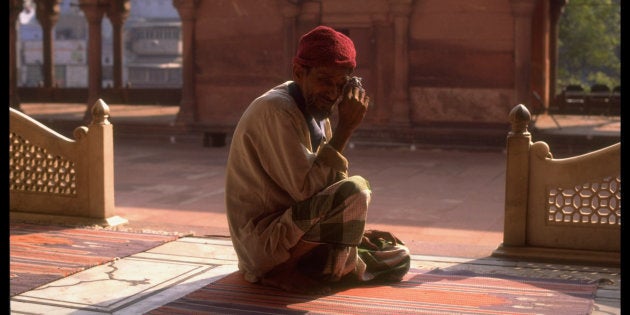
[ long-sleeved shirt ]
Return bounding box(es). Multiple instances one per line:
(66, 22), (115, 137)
(225, 81), (349, 283)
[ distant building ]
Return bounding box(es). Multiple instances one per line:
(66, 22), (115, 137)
(125, 20), (182, 88)
(16, 0), (181, 88)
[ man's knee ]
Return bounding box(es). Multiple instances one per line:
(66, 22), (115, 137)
(348, 175), (370, 191)
(333, 176), (371, 208)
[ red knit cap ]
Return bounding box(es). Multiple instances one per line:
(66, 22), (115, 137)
(293, 25), (356, 69)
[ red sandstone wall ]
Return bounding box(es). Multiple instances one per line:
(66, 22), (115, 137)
(408, 0), (515, 124)
(192, 0), (521, 127)
(194, 0), (285, 124)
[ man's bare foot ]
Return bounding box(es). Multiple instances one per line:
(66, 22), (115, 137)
(260, 267), (331, 295)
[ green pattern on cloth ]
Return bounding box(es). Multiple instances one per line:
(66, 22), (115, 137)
(290, 175), (409, 283)
(293, 176), (370, 246)
(356, 235), (411, 282)
(298, 231), (411, 284)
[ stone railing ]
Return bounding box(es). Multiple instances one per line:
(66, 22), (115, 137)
(493, 104), (620, 266)
(9, 99), (127, 226)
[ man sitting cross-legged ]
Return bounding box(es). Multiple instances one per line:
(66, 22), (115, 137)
(225, 25), (410, 294)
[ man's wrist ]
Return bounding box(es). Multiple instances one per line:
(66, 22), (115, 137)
(329, 127), (354, 152)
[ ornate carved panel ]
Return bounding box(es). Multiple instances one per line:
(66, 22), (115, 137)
(547, 176), (621, 226)
(9, 132), (77, 195)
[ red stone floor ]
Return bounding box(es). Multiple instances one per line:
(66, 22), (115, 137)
(15, 103), (621, 259)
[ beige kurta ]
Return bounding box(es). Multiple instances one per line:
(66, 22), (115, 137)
(225, 81), (350, 283)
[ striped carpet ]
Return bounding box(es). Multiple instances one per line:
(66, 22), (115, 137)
(149, 268), (597, 314)
(9, 222), (179, 296)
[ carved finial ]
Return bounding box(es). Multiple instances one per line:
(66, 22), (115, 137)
(90, 98), (111, 125)
(508, 104), (531, 134)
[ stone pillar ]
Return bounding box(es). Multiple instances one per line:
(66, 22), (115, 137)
(276, 0), (300, 78)
(173, 0), (199, 124)
(10, 0), (23, 110)
(510, 0), (537, 107)
(549, 0), (568, 107)
(87, 99), (115, 219)
(388, 0), (413, 126)
(80, 0), (108, 117)
(35, 0), (61, 88)
(372, 15), (393, 124)
(503, 104), (532, 246)
(530, 1), (549, 111)
(106, 0), (130, 89)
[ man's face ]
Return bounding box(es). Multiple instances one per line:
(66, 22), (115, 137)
(296, 65), (352, 120)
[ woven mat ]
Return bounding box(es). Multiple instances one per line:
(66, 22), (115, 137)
(148, 268), (597, 314)
(10, 223), (179, 296)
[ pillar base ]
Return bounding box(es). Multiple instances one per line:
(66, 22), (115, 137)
(492, 243), (620, 267)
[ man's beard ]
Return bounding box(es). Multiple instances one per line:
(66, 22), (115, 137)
(306, 96), (339, 121)
(310, 107), (331, 121)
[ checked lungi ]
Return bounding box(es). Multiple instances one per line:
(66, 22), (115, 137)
(293, 175), (410, 283)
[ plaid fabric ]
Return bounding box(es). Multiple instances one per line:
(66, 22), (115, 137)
(355, 236), (411, 282)
(297, 235), (411, 283)
(292, 175), (370, 246)
(290, 175), (410, 283)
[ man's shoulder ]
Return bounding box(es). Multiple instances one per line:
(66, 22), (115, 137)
(250, 82), (296, 112)
(260, 81), (292, 100)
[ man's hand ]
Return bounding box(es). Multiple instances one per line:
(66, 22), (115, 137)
(336, 77), (369, 133)
(328, 77), (369, 152)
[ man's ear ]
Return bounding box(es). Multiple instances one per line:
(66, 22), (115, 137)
(292, 63), (306, 82)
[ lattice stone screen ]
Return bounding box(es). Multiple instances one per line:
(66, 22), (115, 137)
(547, 176), (621, 225)
(495, 104), (620, 266)
(9, 100), (124, 226)
(10, 132), (78, 196)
